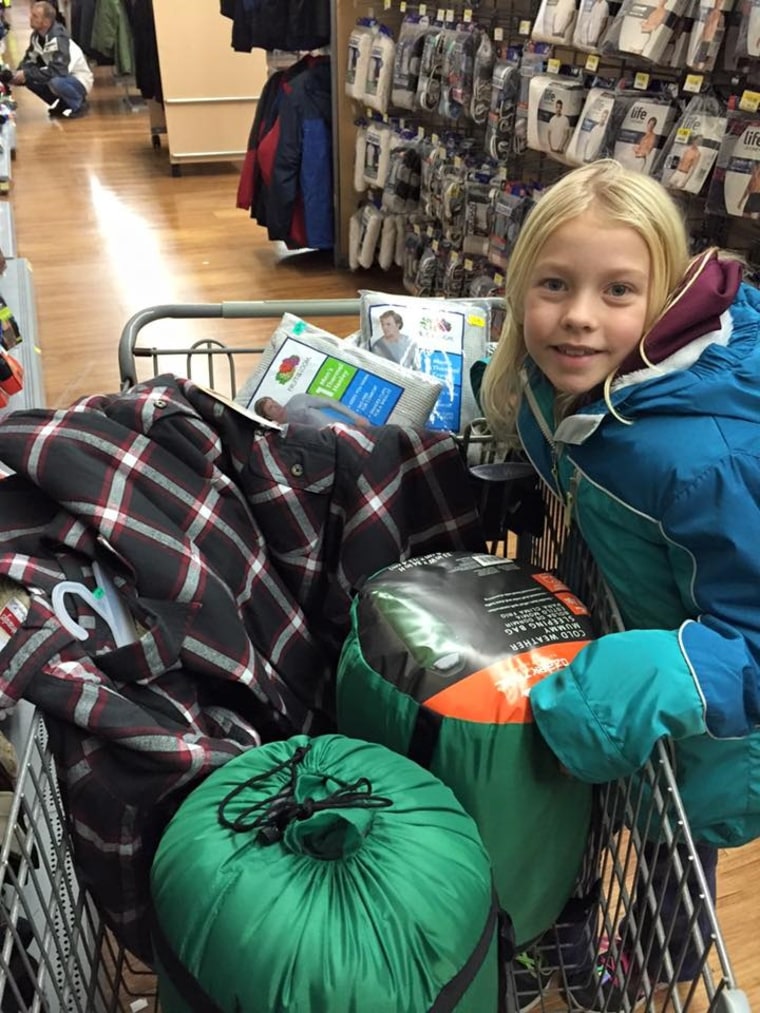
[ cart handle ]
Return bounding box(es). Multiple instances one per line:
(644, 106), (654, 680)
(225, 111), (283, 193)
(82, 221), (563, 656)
(118, 299), (363, 388)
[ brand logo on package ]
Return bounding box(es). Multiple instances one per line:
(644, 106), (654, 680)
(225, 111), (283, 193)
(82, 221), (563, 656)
(275, 355), (300, 384)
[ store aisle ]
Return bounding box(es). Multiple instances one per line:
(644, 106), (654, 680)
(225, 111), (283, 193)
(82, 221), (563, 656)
(2, 0), (388, 407)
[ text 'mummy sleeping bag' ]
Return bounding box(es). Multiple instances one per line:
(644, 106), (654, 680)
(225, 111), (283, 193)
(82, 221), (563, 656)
(337, 551), (595, 947)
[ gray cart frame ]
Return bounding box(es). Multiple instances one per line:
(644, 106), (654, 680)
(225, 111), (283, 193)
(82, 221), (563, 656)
(0, 301), (749, 1011)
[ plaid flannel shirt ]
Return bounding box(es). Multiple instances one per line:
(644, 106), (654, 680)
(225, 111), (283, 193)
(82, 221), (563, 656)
(0, 376), (484, 960)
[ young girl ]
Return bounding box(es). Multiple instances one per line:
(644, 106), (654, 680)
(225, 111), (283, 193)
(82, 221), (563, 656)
(481, 159), (760, 1007)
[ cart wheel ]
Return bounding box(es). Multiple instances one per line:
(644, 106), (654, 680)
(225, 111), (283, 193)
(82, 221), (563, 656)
(151, 134), (161, 151)
(171, 164), (182, 178)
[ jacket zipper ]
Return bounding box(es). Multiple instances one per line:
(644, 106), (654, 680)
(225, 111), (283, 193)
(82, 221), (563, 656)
(521, 371), (579, 529)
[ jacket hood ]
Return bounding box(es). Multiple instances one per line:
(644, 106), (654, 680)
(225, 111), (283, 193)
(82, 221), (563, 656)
(546, 259), (760, 445)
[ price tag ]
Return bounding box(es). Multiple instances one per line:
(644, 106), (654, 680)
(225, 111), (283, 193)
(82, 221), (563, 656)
(432, 239), (440, 252)
(463, 8), (473, 22)
(494, 26), (504, 40)
(384, 0), (392, 9)
(683, 73), (703, 93)
(585, 53), (600, 71)
(400, 0), (407, 9)
(414, 224), (422, 235)
(419, 2), (426, 12)
(446, 8), (455, 21)
(675, 127), (692, 143)
(633, 71), (650, 90)
(454, 155), (463, 168)
(519, 19), (532, 34)
(494, 272), (505, 286)
(450, 250), (460, 263)
(417, 125), (426, 138)
(437, 7), (445, 19)
(464, 258), (474, 271)
(431, 132), (440, 144)
(547, 58), (561, 74)
(739, 89), (760, 112)
(427, 225), (435, 237)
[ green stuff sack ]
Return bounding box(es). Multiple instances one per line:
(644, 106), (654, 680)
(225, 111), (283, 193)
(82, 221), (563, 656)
(151, 734), (505, 1013)
(337, 552), (594, 948)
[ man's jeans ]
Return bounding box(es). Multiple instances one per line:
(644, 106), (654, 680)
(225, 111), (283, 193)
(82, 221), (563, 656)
(26, 75), (87, 112)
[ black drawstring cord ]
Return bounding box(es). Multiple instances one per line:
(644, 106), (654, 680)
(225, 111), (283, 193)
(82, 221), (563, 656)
(217, 743), (393, 845)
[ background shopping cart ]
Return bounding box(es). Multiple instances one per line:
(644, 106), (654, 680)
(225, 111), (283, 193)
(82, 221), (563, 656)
(0, 301), (749, 1012)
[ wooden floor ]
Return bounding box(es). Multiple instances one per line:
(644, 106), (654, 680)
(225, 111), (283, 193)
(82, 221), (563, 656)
(1, 2), (759, 1007)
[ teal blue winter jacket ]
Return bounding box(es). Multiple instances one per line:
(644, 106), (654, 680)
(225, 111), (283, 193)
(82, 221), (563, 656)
(521, 276), (760, 847)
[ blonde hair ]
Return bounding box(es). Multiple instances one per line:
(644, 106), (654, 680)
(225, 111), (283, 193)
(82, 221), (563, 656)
(481, 160), (691, 444)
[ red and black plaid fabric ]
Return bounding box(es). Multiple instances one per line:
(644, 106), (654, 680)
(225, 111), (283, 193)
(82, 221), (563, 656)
(0, 375), (484, 960)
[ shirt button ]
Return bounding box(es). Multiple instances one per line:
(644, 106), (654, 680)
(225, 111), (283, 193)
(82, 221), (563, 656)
(155, 399), (167, 409)
(290, 463), (304, 478)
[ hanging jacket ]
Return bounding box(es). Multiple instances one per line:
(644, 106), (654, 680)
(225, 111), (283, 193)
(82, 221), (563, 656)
(268, 56), (333, 249)
(519, 260), (760, 847)
(131, 0), (162, 102)
(0, 376), (483, 961)
(238, 57), (333, 250)
(221, 0), (330, 53)
(90, 0), (134, 75)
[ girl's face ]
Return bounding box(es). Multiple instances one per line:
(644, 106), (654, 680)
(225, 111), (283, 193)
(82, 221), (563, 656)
(523, 211), (651, 396)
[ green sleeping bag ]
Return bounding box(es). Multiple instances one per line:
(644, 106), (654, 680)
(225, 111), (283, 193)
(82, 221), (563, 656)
(151, 734), (506, 1013)
(337, 552), (594, 948)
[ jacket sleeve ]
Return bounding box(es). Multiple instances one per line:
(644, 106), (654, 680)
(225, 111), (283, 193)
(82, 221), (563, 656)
(23, 34), (70, 85)
(530, 451), (760, 781)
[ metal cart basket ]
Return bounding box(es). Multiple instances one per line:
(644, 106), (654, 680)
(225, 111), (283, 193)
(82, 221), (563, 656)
(0, 301), (749, 1012)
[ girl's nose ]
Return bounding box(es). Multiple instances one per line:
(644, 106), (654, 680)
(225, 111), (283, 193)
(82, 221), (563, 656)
(561, 293), (598, 331)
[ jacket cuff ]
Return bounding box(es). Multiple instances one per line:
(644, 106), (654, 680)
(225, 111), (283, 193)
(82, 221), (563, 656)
(530, 632), (707, 782)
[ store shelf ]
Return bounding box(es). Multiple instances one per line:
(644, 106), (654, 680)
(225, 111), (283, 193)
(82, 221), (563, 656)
(0, 118), (12, 193)
(0, 258), (44, 415)
(0, 200), (16, 258)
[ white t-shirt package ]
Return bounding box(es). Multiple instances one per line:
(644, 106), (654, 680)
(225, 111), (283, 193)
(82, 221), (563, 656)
(573, 0), (611, 49)
(235, 314), (443, 429)
(527, 75), (587, 161)
(532, 0), (578, 43)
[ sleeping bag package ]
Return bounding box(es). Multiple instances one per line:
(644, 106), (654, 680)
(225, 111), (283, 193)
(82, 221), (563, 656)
(337, 551), (595, 949)
(151, 734), (506, 1013)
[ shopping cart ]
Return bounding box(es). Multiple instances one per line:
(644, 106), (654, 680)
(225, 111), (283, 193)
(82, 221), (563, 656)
(0, 301), (749, 1012)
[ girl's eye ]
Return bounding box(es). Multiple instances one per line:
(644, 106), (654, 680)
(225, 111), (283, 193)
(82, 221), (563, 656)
(540, 278), (566, 292)
(608, 283), (633, 298)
